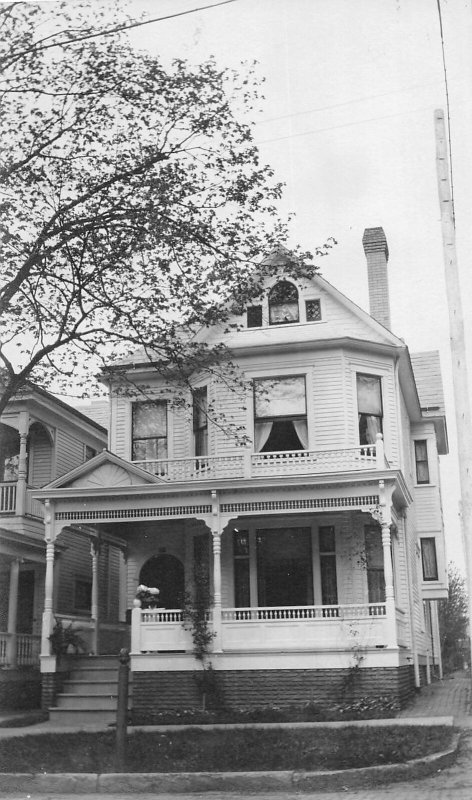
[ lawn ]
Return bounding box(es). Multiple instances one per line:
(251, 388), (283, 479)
(0, 725), (453, 773)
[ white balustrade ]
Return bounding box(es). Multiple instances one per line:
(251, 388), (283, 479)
(0, 632), (41, 666)
(133, 445), (381, 483)
(0, 483), (17, 513)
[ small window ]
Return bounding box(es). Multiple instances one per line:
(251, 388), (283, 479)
(357, 373), (383, 445)
(74, 579), (92, 613)
(84, 445), (96, 461)
(247, 305), (263, 328)
(414, 440), (430, 484)
(268, 280), (299, 325)
(306, 299), (321, 321)
(421, 538), (438, 581)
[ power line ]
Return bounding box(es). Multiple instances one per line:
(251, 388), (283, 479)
(436, 0), (456, 225)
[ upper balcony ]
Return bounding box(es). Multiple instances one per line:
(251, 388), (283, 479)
(133, 436), (389, 483)
(0, 483), (44, 518)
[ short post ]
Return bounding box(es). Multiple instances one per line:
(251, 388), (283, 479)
(115, 648), (130, 768)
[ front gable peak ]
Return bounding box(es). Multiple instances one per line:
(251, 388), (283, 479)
(44, 450), (162, 490)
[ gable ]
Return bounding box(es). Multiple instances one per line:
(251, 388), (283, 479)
(69, 462), (150, 489)
(44, 449), (162, 489)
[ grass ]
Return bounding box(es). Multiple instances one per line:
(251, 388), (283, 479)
(0, 725), (453, 773)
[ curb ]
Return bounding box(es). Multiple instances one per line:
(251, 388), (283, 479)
(0, 733), (460, 794)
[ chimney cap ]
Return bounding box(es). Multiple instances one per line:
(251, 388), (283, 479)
(362, 227), (389, 260)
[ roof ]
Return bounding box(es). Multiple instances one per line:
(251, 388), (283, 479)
(410, 351), (446, 415)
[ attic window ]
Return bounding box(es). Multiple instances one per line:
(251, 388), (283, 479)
(247, 305), (263, 328)
(268, 280), (299, 325)
(306, 299), (321, 321)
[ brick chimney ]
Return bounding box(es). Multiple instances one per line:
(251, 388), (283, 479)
(362, 227), (391, 329)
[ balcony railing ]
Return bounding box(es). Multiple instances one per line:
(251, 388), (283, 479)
(0, 632), (41, 667)
(0, 483), (43, 517)
(133, 442), (386, 483)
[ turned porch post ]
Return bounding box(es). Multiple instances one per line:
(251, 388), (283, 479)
(378, 481), (397, 648)
(90, 539), (100, 655)
(6, 559), (20, 667)
(41, 500), (56, 656)
(15, 411), (29, 516)
(211, 491), (223, 652)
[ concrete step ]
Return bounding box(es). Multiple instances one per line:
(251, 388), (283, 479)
(48, 707), (120, 725)
(55, 693), (119, 710)
(62, 680), (133, 695)
(68, 668), (121, 681)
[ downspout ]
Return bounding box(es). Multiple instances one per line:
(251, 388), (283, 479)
(394, 355), (420, 687)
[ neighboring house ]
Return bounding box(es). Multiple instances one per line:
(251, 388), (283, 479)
(0, 384), (111, 707)
(34, 228), (449, 717)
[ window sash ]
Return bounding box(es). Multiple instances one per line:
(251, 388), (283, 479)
(415, 440), (430, 484)
(421, 538), (438, 581)
(254, 376), (306, 419)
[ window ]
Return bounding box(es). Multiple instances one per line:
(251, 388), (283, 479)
(268, 280), (299, 325)
(84, 445), (96, 461)
(319, 526), (338, 606)
(193, 387), (208, 457)
(365, 526), (385, 603)
(306, 299), (321, 321)
(256, 527), (313, 607)
(74, 579), (92, 613)
(247, 305), (263, 328)
(254, 375), (307, 452)
(357, 373), (383, 445)
(132, 401), (167, 462)
(414, 440), (430, 484)
(421, 538), (438, 581)
(233, 530), (250, 607)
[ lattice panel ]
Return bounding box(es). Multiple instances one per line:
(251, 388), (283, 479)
(220, 495), (379, 514)
(55, 504), (212, 522)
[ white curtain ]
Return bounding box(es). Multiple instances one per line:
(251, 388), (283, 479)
(292, 419), (308, 449)
(255, 421), (273, 452)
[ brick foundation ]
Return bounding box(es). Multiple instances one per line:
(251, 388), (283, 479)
(40, 669), (70, 710)
(132, 665), (415, 717)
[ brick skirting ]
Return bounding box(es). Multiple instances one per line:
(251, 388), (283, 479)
(132, 665), (415, 717)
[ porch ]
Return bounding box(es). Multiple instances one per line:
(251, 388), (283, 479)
(0, 632), (41, 667)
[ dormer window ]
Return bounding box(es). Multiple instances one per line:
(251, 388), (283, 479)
(268, 280), (299, 325)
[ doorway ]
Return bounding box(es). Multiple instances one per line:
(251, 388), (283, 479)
(139, 554), (185, 609)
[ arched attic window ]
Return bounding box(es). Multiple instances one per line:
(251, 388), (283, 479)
(268, 280), (299, 325)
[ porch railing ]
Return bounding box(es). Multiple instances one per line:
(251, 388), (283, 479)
(0, 632), (41, 667)
(221, 603), (386, 621)
(0, 482), (16, 513)
(133, 441), (387, 483)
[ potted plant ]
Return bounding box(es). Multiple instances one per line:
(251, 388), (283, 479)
(49, 619), (85, 657)
(135, 584), (160, 609)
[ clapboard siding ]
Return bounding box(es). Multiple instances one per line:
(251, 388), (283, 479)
(54, 430), (85, 480)
(29, 426), (52, 487)
(312, 353), (346, 449)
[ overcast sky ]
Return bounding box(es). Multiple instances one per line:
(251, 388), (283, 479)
(127, 0), (472, 567)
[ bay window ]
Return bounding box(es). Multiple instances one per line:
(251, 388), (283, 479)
(254, 375), (308, 452)
(357, 373), (383, 445)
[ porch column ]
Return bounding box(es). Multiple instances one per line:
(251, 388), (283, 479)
(212, 529), (223, 652)
(15, 411), (29, 516)
(6, 559), (20, 667)
(41, 501), (56, 657)
(381, 520), (397, 647)
(90, 539), (100, 655)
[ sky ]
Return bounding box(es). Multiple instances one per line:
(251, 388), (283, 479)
(126, 0), (472, 568)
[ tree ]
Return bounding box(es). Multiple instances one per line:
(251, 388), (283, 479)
(0, 1), (334, 417)
(438, 562), (469, 673)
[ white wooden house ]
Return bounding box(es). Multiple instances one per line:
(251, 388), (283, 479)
(34, 228), (449, 721)
(0, 384), (112, 707)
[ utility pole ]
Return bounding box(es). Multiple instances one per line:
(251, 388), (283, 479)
(434, 108), (472, 674)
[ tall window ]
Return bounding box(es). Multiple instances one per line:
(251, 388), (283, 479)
(365, 526), (385, 603)
(414, 440), (430, 484)
(233, 530), (250, 607)
(421, 538), (438, 581)
(256, 527), (313, 607)
(268, 280), (299, 325)
(254, 375), (308, 452)
(319, 526), (338, 606)
(357, 373), (383, 445)
(193, 387), (208, 457)
(132, 401), (167, 461)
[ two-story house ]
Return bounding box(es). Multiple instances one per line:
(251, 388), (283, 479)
(0, 384), (116, 707)
(34, 228), (448, 723)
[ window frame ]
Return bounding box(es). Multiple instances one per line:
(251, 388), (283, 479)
(268, 280), (300, 326)
(356, 372), (383, 446)
(420, 537), (439, 581)
(305, 298), (322, 322)
(193, 387), (208, 458)
(131, 400), (168, 462)
(253, 374), (308, 453)
(414, 439), (430, 484)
